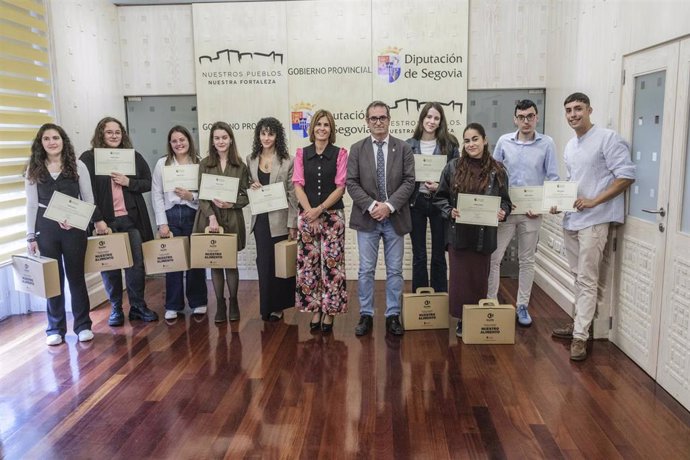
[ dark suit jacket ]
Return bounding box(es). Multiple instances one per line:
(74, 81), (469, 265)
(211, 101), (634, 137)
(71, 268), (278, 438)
(346, 135), (415, 235)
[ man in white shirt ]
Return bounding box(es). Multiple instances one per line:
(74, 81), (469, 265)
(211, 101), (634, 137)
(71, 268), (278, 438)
(551, 92), (636, 361)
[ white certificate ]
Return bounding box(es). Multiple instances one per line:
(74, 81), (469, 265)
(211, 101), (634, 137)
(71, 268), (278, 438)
(456, 193), (500, 227)
(542, 181), (578, 212)
(94, 148), (136, 176)
(198, 173), (239, 203)
(247, 182), (289, 215)
(414, 155), (446, 182)
(510, 186), (543, 215)
(163, 164), (199, 192)
(43, 191), (96, 231)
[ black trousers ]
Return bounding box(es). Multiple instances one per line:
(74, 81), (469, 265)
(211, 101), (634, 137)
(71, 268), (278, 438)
(410, 192), (448, 293)
(36, 209), (91, 336)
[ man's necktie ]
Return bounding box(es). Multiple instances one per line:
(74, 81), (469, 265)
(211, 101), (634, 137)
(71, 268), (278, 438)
(375, 140), (387, 201)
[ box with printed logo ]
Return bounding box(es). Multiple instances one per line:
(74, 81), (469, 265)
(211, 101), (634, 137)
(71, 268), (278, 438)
(142, 236), (189, 274)
(462, 299), (515, 344)
(190, 233), (237, 269)
(402, 288), (449, 330)
(84, 232), (133, 273)
(12, 254), (61, 298)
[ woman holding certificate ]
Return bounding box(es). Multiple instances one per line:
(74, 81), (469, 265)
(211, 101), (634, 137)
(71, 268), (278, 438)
(25, 124), (102, 345)
(81, 117), (159, 327)
(247, 117), (298, 322)
(193, 122), (249, 323)
(406, 102), (459, 294)
(152, 126), (208, 320)
(292, 109), (348, 333)
(433, 123), (512, 337)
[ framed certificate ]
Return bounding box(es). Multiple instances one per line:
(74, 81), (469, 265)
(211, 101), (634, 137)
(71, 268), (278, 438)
(94, 148), (136, 176)
(542, 181), (578, 212)
(414, 155), (446, 182)
(163, 164), (199, 192)
(456, 193), (500, 227)
(510, 186), (543, 215)
(43, 191), (96, 231)
(247, 182), (289, 215)
(198, 173), (239, 203)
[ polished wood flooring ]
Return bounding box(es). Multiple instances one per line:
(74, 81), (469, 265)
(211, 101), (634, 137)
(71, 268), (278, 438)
(1, 278), (690, 459)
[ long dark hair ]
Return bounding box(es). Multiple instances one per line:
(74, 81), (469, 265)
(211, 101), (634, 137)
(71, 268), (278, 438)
(90, 117), (133, 149)
(453, 123), (505, 194)
(249, 117), (289, 163)
(25, 123), (78, 184)
(166, 125), (200, 166)
(207, 122), (241, 168)
(412, 102), (458, 156)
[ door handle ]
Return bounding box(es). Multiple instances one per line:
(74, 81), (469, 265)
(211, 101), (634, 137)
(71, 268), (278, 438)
(642, 207), (666, 217)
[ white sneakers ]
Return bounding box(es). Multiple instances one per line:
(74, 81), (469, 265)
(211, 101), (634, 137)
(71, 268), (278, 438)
(164, 310), (179, 320)
(46, 334), (63, 346)
(192, 305), (207, 315)
(78, 329), (94, 342)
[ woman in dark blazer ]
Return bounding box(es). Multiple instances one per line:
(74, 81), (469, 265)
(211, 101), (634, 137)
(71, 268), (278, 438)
(246, 117), (298, 321)
(80, 117), (158, 327)
(406, 102), (459, 293)
(193, 121), (249, 323)
(433, 123), (512, 338)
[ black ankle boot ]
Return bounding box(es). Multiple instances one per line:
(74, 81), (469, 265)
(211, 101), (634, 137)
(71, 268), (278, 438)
(228, 297), (240, 322)
(108, 306), (124, 327)
(215, 298), (227, 323)
(128, 305), (159, 322)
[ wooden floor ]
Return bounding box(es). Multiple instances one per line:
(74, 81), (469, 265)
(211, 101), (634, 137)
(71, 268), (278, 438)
(1, 278), (689, 459)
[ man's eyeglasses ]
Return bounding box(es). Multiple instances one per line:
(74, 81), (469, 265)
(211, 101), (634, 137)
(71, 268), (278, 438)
(516, 114), (536, 122)
(368, 115), (389, 123)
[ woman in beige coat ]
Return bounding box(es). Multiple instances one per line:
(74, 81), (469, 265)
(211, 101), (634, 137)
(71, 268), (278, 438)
(246, 117), (298, 321)
(193, 121), (249, 322)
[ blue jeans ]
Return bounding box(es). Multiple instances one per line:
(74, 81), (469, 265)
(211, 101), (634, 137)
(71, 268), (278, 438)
(101, 215), (147, 309)
(164, 205), (208, 311)
(356, 219), (404, 317)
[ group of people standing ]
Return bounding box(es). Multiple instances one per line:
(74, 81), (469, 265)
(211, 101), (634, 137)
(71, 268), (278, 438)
(25, 91), (635, 362)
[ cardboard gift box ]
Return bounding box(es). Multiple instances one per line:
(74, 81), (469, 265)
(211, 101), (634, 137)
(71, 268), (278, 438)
(84, 232), (133, 273)
(402, 288), (449, 330)
(12, 254), (61, 298)
(190, 232), (237, 269)
(462, 299), (516, 344)
(274, 239), (297, 278)
(142, 236), (190, 275)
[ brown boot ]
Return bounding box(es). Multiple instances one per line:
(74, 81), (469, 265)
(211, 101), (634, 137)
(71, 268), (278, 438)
(570, 338), (587, 361)
(214, 298), (227, 323)
(228, 297), (240, 322)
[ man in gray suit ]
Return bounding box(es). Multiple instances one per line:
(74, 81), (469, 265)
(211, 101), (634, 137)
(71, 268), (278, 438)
(346, 100), (415, 336)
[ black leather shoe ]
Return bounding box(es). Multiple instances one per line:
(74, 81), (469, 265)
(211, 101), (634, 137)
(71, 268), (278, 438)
(321, 315), (334, 334)
(129, 305), (159, 322)
(386, 315), (404, 336)
(354, 315), (373, 336)
(108, 307), (124, 327)
(309, 312), (322, 332)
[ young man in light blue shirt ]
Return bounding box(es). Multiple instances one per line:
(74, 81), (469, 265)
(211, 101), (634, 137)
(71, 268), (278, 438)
(551, 92), (636, 361)
(488, 99), (559, 327)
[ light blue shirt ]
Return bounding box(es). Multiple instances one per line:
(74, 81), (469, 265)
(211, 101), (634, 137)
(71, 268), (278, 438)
(562, 125), (636, 231)
(493, 130), (560, 186)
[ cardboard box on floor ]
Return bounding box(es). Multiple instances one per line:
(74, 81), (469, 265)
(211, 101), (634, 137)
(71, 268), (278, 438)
(142, 236), (190, 274)
(84, 232), (133, 273)
(402, 288), (449, 330)
(190, 232), (237, 269)
(12, 254), (61, 298)
(462, 299), (515, 344)
(275, 239), (297, 278)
